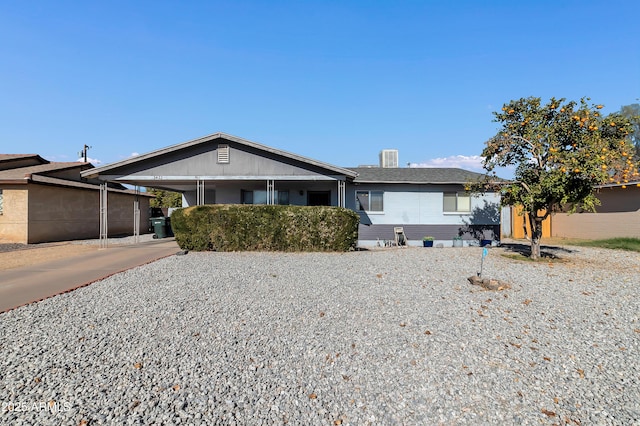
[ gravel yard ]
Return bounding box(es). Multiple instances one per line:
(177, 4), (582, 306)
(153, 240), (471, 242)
(1, 245), (638, 425)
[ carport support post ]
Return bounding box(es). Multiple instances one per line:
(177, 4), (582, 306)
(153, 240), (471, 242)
(99, 183), (108, 248)
(133, 186), (140, 244)
(266, 179), (275, 205)
(337, 180), (345, 207)
(197, 179), (205, 205)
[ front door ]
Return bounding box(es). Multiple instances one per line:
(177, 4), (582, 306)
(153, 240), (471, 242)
(307, 191), (331, 206)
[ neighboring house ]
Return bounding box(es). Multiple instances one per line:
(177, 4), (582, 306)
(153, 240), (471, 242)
(550, 182), (640, 239)
(81, 132), (502, 246)
(0, 154), (152, 244)
(503, 182), (640, 240)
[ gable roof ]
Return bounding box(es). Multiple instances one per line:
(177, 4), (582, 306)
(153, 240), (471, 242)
(0, 162), (91, 180)
(0, 159), (136, 192)
(348, 167), (490, 184)
(0, 154), (49, 171)
(0, 154), (46, 162)
(24, 173), (152, 195)
(82, 132), (358, 179)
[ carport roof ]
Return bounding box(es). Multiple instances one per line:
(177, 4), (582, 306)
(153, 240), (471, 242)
(81, 132), (358, 180)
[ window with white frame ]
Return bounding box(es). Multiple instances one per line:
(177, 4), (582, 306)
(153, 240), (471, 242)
(356, 190), (384, 212)
(443, 192), (471, 213)
(241, 190), (289, 205)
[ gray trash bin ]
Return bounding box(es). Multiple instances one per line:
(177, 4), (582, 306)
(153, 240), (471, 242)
(165, 217), (173, 237)
(151, 217), (167, 239)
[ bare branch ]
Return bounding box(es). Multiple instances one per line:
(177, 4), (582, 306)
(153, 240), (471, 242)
(509, 135), (544, 168)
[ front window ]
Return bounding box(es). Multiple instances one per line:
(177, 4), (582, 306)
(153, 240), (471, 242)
(241, 190), (289, 205)
(443, 192), (471, 213)
(356, 191), (384, 212)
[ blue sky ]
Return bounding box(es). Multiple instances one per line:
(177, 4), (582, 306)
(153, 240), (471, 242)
(1, 0), (638, 176)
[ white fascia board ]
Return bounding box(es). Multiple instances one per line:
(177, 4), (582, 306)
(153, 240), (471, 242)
(595, 180), (640, 189)
(353, 180), (468, 185)
(81, 132), (358, 179)
(103, 175), (344, 181)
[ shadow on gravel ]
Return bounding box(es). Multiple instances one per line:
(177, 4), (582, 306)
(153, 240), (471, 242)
(500, 242), (576, 259)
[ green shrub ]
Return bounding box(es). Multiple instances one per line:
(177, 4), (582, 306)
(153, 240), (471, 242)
(170, 204), (359, 252)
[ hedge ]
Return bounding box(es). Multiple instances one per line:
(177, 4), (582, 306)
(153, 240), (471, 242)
(170, 204), (360, 252)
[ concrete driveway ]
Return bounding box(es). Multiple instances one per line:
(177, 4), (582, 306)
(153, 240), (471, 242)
(0, 238), (180, 313)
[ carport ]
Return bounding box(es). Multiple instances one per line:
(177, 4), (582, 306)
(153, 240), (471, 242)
(81, 132), (357, 246)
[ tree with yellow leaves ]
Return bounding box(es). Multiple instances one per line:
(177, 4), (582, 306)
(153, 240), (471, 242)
(480, 97), (638, 259)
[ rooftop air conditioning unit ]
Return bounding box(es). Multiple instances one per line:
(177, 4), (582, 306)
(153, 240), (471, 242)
(379, 149), (399, 168)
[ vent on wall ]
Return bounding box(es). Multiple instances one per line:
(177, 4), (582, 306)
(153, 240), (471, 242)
(217, 144), (230, 164)
(379, 149), (398, 168)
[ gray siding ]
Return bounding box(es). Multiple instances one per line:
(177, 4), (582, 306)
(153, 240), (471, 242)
(110, 140), (341, 179)
(358, 224), (500, 242)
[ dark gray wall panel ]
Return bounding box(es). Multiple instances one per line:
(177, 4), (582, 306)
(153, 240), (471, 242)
(357, 224), (500, 241)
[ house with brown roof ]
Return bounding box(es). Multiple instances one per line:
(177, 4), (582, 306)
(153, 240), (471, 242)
(0, 154), (152, 244)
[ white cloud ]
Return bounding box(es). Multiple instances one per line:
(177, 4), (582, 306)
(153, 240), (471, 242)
(409, 155), (516, 178)
(409, 155), (485, 171)
(129, 152), (140, 157)
(78, 157), (102, 164)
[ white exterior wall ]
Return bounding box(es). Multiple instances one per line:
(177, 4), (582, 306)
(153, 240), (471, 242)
(351, 187), (501, 225)
(348, 184), (501, 247)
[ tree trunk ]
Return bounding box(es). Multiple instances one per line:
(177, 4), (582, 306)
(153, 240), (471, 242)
(528, 213), (543, 260)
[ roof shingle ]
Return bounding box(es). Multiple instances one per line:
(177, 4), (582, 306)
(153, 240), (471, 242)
(348, 167), (489, 184)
